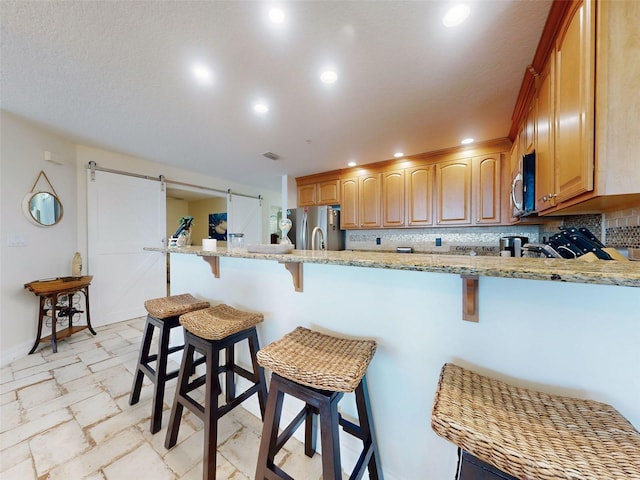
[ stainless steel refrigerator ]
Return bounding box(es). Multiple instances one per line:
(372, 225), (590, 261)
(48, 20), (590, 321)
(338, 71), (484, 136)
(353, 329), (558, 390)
(293, 205), (344, 251)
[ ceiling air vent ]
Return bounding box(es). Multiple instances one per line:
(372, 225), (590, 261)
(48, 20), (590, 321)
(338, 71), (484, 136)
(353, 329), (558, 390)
(262, 152), (280, 160)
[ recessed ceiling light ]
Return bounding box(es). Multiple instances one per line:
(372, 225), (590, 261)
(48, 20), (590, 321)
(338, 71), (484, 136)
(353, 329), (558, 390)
(394, 152), (404, 158)
(461, 137), (474, 145)
(443, 4), (470, 27)
(253, 102), (269, 114)
(320, 70), (338, 84)
(191, 63), (213, 85)
(269, 8), (285, 24)
(347, 161), (357, 167)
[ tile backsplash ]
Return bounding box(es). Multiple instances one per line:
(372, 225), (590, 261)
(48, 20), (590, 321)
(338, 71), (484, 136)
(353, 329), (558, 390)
(344, 206), (640, 254)
(604, 206), (640, 247)
(538, 214), (602, 243)
(346, 225), (540, 255)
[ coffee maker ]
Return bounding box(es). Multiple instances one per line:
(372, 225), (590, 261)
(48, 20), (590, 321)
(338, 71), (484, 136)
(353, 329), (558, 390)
(500, 236), (529, 257)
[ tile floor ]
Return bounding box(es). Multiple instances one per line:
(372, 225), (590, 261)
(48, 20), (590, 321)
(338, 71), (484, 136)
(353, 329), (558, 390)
(0, 317), (330, 480)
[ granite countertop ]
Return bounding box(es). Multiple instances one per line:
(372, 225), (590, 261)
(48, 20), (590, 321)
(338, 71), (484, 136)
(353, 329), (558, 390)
(146, 246), (640, 288)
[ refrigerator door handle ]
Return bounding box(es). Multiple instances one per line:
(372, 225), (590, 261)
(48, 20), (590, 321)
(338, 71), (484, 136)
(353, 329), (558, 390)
(301, 212), (308, 250)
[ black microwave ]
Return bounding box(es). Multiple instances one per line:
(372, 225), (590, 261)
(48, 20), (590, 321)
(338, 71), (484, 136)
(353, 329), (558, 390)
(511, 151), (535, 216)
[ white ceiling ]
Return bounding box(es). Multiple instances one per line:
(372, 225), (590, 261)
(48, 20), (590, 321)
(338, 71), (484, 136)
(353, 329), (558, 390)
(1, 1), (551, 193)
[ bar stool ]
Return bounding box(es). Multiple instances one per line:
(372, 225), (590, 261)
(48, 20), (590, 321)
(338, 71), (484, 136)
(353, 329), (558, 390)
(129, 293), (210, 434)
(431, 363), (640, 479)
(255, 326), (383, 480)
(164, 304), (268, 480)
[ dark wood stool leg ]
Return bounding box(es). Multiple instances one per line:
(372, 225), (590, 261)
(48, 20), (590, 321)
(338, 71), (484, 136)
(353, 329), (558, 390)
(164, 341), (196, 449)
(150, 319), (171, 434)
(304, 405), (317, 458)
(247, 328), (268, 418)
(129, 316), (155, 405)
(255, 375), (287, 480)
(319, 395), (342, 480)
(204, 341), (220, 480)
(354, 375), (383, 480)
(225, 343), (236, 404)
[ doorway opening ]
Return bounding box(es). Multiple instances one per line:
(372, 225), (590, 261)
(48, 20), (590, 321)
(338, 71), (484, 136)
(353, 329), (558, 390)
(166, 187), (226, 294)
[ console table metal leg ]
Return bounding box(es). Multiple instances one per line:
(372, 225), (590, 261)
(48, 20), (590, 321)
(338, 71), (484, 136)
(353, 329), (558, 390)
(29, 297), (46, 355)
(84, 287), (97, 335)
(51, 293), (59, 353)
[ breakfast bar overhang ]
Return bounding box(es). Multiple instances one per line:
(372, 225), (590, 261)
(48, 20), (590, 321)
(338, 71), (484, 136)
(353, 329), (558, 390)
(150, 246), (640, 480)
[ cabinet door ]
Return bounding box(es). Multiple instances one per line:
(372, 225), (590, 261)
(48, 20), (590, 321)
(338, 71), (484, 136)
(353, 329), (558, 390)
(509, 135), (521, 221)
(340, 177), (359, 229)
(382, 170), (405, 227)
(523, 102), (535, 155)
(436, 159), (472, 225)
(360, 173), (382, 228)
(297, 184), (316, 207)
(535, 57), (556, 211)
(317, 179), (340, 205)
(406, 165), (434, 226)
(474, 154), (501, 224)
(554, 0), (594, 203)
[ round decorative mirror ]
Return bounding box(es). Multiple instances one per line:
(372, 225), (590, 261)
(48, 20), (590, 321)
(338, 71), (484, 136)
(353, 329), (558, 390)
(22, 191), (64, 226)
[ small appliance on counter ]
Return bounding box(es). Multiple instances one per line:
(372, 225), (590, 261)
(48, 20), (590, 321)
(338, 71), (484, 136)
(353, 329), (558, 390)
(499, 236), (529, 257)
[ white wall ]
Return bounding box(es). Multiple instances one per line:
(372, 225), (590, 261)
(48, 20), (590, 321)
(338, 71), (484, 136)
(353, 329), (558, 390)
(0, 111), (280, 365)
(170, 252), (640, 480)
(0, 111), (79, 362)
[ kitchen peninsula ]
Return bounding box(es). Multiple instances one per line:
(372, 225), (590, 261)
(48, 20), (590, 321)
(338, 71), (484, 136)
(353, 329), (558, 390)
(150, 246), (640, 480)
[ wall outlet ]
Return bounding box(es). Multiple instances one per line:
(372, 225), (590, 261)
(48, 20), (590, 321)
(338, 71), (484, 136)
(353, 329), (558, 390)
(376, 237), (381, 245)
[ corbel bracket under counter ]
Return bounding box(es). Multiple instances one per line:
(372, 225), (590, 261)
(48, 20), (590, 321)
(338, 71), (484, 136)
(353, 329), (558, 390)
(461, 275), (479, 322)
(199, 255), (220, 278)
(196, 252), (303, 292)
(280, 261), (303, 292)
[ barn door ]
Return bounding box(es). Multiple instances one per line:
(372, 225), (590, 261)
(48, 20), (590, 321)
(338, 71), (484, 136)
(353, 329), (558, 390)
(87, 170), (166, 326)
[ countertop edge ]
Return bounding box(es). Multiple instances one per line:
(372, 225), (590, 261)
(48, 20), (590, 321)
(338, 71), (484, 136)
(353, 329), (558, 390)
(145, 247), (640, 288)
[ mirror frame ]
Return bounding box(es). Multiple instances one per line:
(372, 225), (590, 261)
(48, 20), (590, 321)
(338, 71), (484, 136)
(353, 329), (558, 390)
(22, 191), (64, 227)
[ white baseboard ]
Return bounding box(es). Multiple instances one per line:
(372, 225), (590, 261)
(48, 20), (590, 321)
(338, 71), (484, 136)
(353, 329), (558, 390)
(1, 339), (33, 368)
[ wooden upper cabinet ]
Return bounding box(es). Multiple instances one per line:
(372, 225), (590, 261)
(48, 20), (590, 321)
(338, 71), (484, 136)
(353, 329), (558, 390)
(297, 184), (317, 207)
(436, 159), (472, 225)
(473, 154), (502, 224)
(296, 175), (340, 206)
(340, 176), (359, 229)
(523, 102), (535, 155)
(382, 169), (405, 227)
(406, 165), (434, 226)
(535, 56), (556, 212)
(360, 173), (382, 228)
(317, 179), (340, 205)
(553, 0), (594, 203)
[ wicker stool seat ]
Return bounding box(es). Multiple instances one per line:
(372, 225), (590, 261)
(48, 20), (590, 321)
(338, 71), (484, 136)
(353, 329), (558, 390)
(180, 303), (264, 340)
(130, 293), (210, 434)
(164, 304), (267, 480)
(145, 293), (210, 319)
(255, 327), (383, 480)
(431, 363), (640, 480)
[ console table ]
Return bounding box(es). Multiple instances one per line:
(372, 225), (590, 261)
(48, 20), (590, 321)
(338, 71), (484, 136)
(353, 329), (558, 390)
(24, 276), (96, 354)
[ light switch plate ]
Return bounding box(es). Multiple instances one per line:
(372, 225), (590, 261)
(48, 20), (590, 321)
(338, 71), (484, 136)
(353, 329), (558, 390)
(7, 234), (27, 247)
